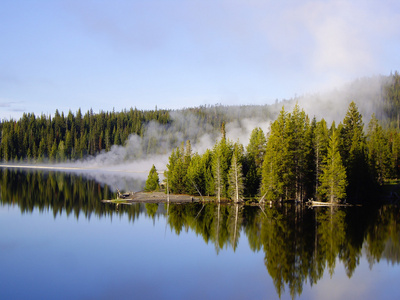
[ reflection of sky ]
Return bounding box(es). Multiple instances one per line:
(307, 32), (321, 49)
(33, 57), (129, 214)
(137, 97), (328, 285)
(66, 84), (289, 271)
(1, 204), (399, 300)
(0, 166), (149, 192)
(0, 205), (271, 299)
(299, 255), (400, 300)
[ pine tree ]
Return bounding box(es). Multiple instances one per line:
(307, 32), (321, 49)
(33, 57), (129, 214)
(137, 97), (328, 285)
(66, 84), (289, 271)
(228, 143), (245, 202)
(57, 140), (66, 162)
(261, 107), (289, 201)
(245, 127), (266, 197)
(144, 165), (160, 192)
(212, 127), (233, 201)
(314, 119), (330, 199)
(340, 101), (369, 199)
(214, 154), (223, 202)
(166, 147), (185, 194)
(318, 126), (347, 203)
(286, 103), (311, 201)
(49, 140), (57, 162)
(185, 153), (203, 195)
(388, 129), (400, 178)
(201, 149), (214, 196)
(340, 102), (365, 165)
(367, 114), (391, 185)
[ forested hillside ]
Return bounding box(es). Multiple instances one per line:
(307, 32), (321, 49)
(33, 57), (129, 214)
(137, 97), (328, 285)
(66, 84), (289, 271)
(0, 104), (273, 162)
(0, 72), (399, 167)
(166, 101), (400, 203)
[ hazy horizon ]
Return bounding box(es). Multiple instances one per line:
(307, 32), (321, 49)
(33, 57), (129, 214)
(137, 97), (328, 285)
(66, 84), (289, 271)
(1, 1), (399, 120)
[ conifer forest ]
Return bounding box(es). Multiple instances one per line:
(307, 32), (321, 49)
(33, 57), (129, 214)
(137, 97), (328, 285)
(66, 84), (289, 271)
(1, 72), (400, 203)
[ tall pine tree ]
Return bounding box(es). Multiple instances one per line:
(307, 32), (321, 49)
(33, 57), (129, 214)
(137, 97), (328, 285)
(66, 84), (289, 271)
(314, 118), (330, 199)
(340, 101), (369, 200)
(245, 127), (266, 197)
(367, 114), (391, 186)
(261, 107), (289, 201)
(212, 126), (233, 201)
(228, 143), (245, 203)
(318, 126), (347, 203)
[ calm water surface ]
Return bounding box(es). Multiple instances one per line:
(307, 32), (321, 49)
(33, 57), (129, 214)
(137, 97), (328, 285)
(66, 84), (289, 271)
(0, 169), (399, 299)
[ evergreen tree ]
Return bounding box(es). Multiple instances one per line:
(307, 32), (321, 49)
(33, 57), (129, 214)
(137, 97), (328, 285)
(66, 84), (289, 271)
(212, 127), (233, 201)
(314, 119), (330, 199)
(57, 140), (66, 162)
(388, 129), (400, 178)
(228, 143), (245, 202)
(201, 149), (215, 196)
(213, 153), (223, 202)
(245, 127), (266, 197)
(367, 114), (391, 185)
(261, 107), (289, 201)
(318, 126), (347, 203)
(340, 101), (369, 199)
(144, 165), (160, 192)
(49, 140), (57, 162)
(166, 147), (185, 194)
(286, 103), (311, 201)
(185, 153), (203, 195)
(261, 105), (313, 201)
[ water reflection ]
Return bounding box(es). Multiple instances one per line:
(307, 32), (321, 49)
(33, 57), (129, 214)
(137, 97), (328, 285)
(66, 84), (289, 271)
(0, 168), (145, 221)
(1, 169), (399, 299)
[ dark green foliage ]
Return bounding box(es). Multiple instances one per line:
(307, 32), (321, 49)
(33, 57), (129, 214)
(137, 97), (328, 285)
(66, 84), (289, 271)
(313, 118), (330, 199)
(0, 108), (172, 162)
(258, 101), (400, 203)
(245, 127), (266, 197)
(144, 165), (160, 192)
(212, 132), (233, 201)
(4, 74), (400, 204)
(201, 149), (215, 196)
(261, 105), (314, 201)
(165, 146), (186, 194)
(318, 127), (347, 202)
(0, 104), (276, 163)
(339, 101), (371, 200)
(287, 103), (313, 201)
(387, 129), (400, 178)
(185, 153), (204, 195)
(228, 143), (245, 202)
(367, 114), (391, 185)
(261, 107), (289, 201)
(165, 141), (195, 194)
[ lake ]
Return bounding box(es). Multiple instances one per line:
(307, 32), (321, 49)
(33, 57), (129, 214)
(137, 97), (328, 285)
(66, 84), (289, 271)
(1, 168), (399, 300)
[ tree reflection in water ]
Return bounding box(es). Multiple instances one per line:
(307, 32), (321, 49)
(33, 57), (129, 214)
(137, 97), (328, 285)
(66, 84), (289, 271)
(1, 169), (399, 299)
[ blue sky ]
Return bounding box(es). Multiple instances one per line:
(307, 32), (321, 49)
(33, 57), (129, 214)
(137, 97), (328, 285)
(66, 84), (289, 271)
(1, 0), (399, 120)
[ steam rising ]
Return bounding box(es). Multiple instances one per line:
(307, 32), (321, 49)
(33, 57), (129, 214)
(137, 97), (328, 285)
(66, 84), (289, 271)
(2, 75), (391, 192)
(68, 75), (388, 177)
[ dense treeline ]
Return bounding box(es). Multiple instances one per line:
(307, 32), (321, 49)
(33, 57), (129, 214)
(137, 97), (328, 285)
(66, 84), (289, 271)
(1, 73), (400, 163)
(0, 104), (274, 162)
(166, 101), (400, 203)
(0, 107), (171, 162)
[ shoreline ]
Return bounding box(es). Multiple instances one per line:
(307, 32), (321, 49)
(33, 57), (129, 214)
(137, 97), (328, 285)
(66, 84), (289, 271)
(102, 191), (204, 204)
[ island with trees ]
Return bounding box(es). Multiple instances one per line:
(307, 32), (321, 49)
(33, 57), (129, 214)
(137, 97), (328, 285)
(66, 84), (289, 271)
(1, 72), (400, 204)
(164, 101), (399, 204)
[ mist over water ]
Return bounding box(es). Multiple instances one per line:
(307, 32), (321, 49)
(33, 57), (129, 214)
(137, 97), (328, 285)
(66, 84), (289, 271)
(59, 105), (277, 175)
(4, 74), (389, 186)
